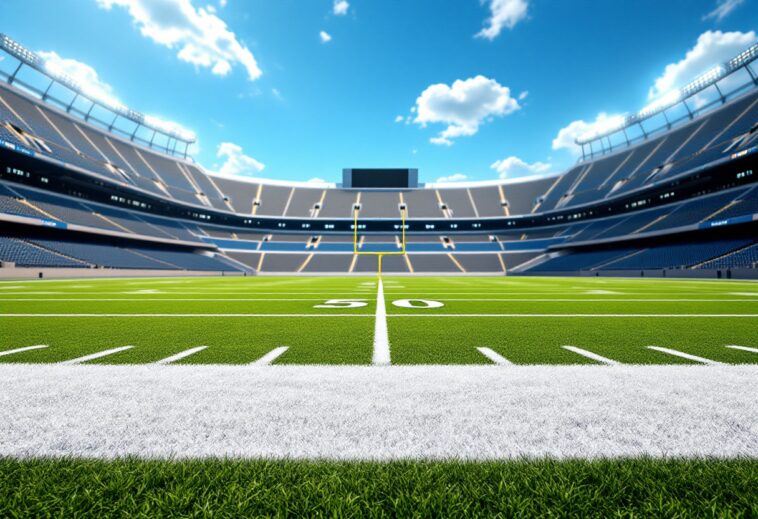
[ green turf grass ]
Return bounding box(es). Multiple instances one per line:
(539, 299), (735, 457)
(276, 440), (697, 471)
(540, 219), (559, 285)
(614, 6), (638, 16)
(0, 458), (756, 517)
(1, 275), (756, 365)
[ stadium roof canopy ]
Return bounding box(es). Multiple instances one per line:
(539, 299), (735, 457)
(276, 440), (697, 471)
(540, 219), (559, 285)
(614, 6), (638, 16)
(576, 43), (758, 160)
(0, 33), (195, 158)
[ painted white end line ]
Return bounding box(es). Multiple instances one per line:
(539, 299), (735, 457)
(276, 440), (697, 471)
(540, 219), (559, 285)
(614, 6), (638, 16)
(726, 345), (758, 354)
(562, 346), (620, 365)
(372, 280), (391, 366)
(154, 346), (208, 365)
(646, 346), (723, 365)
(476, 347), (512, 365)
(0, 345), (48, 357)
(59, 346), (134, 365)
(251, 346), (289, 366)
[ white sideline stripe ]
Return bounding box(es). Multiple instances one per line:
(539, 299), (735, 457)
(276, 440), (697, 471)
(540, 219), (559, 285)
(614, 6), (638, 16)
(0, 345), (48, 357)
(372, 280), (391, 365)
(646, 346), (723, 365)
(477, 347), (511, 365)
(562, 346), (619, 365)
(1, 364), (757, 460)
(726, 345), (758, 354)
(154, 346), (208, 365)
(59, 346), (134, 365)
(251, 346), (289, 366)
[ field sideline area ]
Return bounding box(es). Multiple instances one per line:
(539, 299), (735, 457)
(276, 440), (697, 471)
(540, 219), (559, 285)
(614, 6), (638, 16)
(1, 275), (758, 365)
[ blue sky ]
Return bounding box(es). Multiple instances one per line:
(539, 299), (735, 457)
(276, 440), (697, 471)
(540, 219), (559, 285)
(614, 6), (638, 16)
(1, 0), (757, 184)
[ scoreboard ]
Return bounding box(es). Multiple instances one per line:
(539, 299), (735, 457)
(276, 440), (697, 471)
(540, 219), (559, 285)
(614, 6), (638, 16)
(342, 168), (418, 188)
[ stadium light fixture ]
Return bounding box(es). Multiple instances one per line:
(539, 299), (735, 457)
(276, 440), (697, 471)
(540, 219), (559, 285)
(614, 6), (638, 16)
(575, 43), (758, 154)
(0, 33), (196, 154)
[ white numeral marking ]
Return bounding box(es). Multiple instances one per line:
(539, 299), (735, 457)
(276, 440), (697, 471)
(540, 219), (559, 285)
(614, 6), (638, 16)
(391, 299), (444, 309)
(314, 299), (368, 309)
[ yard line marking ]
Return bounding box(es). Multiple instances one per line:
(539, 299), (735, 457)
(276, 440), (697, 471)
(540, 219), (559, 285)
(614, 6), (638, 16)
(0, 314), (375, 317)
(154, 346), (208, 365)
(0, 345), (48, 357)
(562, 346), (619, 365)
(251, 346), (289, 365)
(372, 280), (391, 366)
(0, 298), (369, 301)
(59, 346), (134, 365)
(385, 314), (758, 318)
(476, 347), (512, 365)
(726, 345), (758, 354)
(646, 346), (724, 365)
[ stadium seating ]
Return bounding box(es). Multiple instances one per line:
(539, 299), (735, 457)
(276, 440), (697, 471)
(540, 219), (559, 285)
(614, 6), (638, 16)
(1, 71), (756, 276)
(0, 236), (87, 267)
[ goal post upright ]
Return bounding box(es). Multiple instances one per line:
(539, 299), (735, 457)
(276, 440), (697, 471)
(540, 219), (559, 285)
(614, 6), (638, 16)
(353, 207), (407, 279)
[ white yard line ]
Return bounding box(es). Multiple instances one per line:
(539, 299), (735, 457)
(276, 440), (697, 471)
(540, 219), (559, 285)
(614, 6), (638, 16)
(59, 346), (134, 365)
(3, 298), (754, 302)
(646, 346), (723, 365)
(0, 298), (364, 301)
(0, 314), (374, 317)
(0, 345), (48, 357)
(476, 347), (512, 365)
(725, 345), (758, 354)
(372, 280), (391, 365)
(1, 364), (756, 460)
(386, 314), (758, 318)
(251, 346), (289, 366)
(154, 346), (208, 365)
(562, 346), (619, 365)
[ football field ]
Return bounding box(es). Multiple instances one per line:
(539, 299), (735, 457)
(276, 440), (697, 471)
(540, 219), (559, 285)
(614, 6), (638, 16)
(1, 275), (757, 365)
(1, 275), (758, 515)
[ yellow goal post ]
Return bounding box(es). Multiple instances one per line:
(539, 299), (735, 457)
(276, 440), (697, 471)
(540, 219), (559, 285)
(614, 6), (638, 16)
(352, 206), (407, 278)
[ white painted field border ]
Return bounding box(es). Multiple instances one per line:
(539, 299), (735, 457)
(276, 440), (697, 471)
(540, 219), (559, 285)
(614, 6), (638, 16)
(0, 345), (48, 357)
(477, 347), (512, 365)
(562, 346), (619, 365)
(2, 364), (757, 460)
(646, 346), (723, 365)
(372, 280), (391, 366)
(251, 346), (289, 366)
(725, 345), (758, 354)
(59, 346), (134, 365)
(154, 346), (208, 365)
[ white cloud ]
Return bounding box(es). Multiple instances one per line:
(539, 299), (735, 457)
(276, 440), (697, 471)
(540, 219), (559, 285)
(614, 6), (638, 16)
(319, 31), (332, 43)
(394, 115), (404, 123)
(436, 173), (468, 183)
(648, 30), (756, 100)
(411, 75), (520, 146)
(333, 0), (349, 16)
(215, 142), (265, 177)
(552, 113), (626, 155)
(38, 51), (194, 138)
(490, 156), (551, 178)
(476, 0), (528, 40)
(518, 90), (528, 101)
(38, 51), (123, 110)
(96, 0), (261, 80)
(703, 0), (745, 21)
(219, 0), (227, 6)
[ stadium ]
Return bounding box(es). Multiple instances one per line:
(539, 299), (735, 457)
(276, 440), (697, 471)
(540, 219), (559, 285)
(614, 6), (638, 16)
(1, 1), (757, 515)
